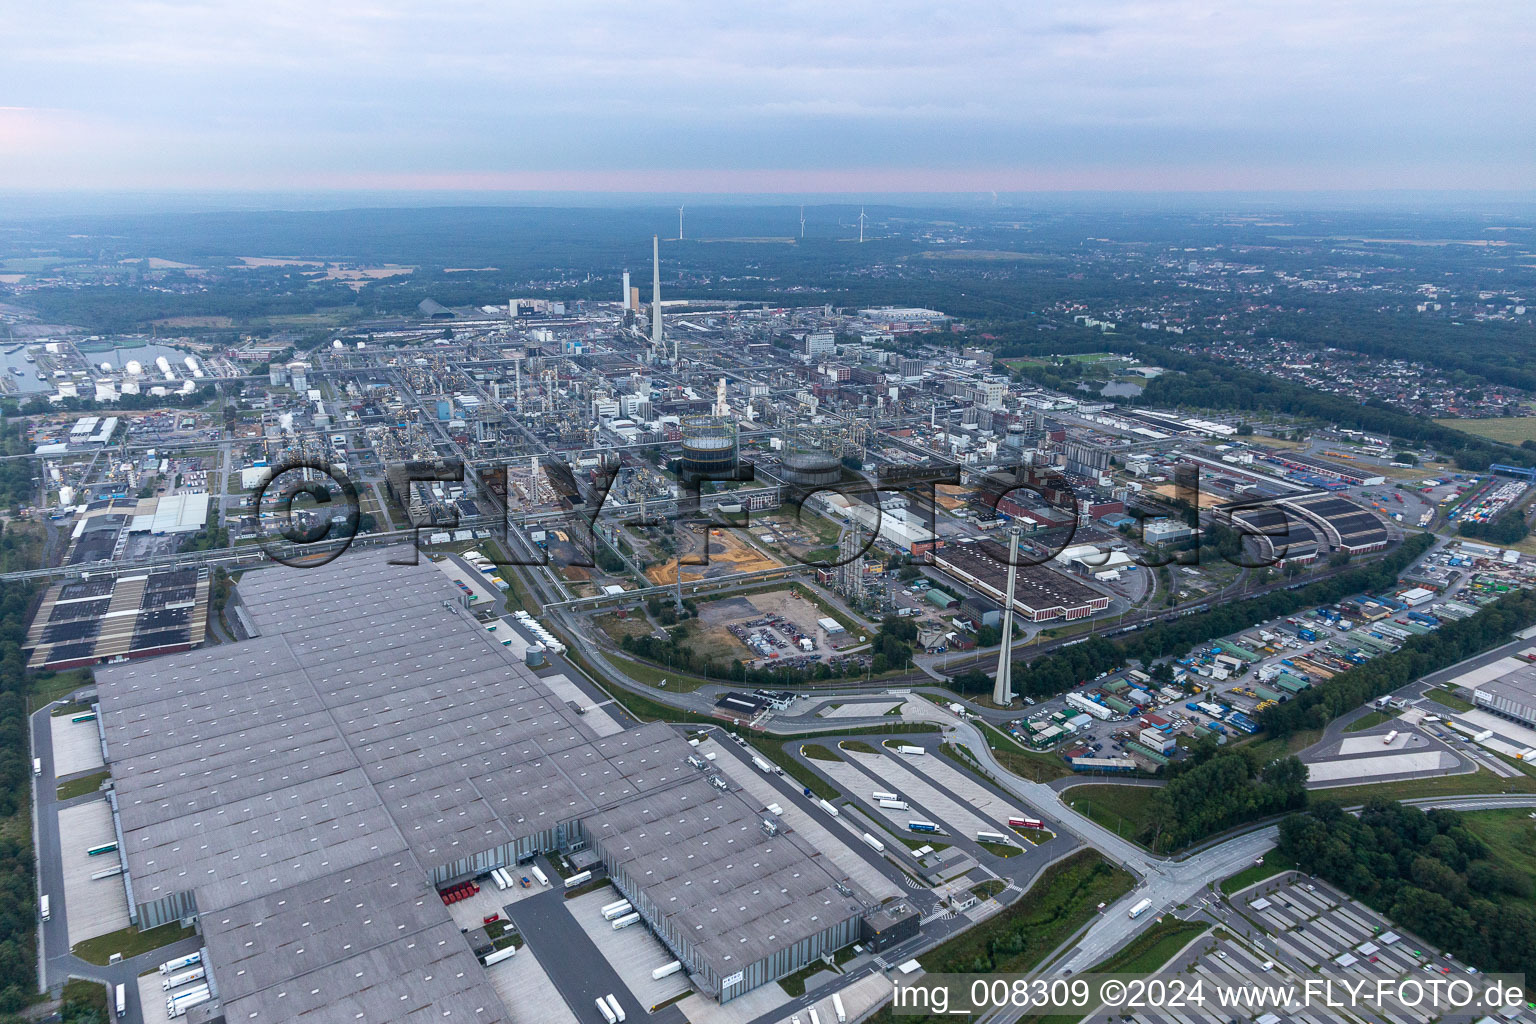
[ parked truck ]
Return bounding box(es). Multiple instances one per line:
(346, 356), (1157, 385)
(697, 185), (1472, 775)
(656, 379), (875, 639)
(878, 799), (908, 811)
(530, 865), (550, 886)
(162, 968), (206, 991)
(611, 912), (641, 931)
(482, 946), (518, 966)
(1128, 897), (1153, 919)
(751, 756), (774, 774)
(159, 953), (201, 975)
(602, 901), (634, 921)
(651, 961), (683, 980)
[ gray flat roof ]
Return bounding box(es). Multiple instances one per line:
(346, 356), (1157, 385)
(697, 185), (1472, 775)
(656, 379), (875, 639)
(95, 549), (871, 1019)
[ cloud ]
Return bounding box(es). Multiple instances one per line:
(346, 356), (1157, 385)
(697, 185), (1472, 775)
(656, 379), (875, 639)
(1, 0), (1532, 191)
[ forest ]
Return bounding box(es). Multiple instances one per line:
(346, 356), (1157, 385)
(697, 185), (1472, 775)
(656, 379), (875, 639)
(1141, 744), (1308, 853)
(1260, 586), (1536, 736)
(1278, 801), (1535, 974)
(1130, 346), (1536, 471)
(0, 579), (37, 1018)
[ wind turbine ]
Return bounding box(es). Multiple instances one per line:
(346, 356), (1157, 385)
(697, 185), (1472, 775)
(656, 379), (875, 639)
(678, 205), (685, 240)
(799, 205), (805, 239)
(858, 208), (866, 243)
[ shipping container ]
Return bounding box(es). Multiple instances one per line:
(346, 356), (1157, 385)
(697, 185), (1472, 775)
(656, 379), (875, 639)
(596, 997), (618, 1024)
(651, 960), (683, 980)
(605, 994), (626, 1022)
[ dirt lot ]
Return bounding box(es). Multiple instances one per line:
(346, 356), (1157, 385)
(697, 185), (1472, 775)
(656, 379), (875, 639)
(645, 528), (782, 584)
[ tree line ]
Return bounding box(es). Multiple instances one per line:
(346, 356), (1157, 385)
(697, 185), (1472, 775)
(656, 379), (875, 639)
(1278, 801), (1534, 974)
(1141, 743), (1308, 853)
(1260, 586), (1536, 737)
(1130, 345), (1535, 471)
(0, 578), (37, 1017)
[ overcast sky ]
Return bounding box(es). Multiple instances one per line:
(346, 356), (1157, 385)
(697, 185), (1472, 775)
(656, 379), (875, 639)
(2, 0), (1532, 194)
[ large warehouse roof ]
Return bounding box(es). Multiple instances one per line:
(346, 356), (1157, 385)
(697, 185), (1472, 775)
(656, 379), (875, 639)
(94, 550), (870, 1019)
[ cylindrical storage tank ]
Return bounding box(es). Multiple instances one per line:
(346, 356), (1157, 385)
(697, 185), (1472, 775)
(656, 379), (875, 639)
(780, 451), (841, 488)
(679, 416), (737, 480)
(525, 643), (546, 668)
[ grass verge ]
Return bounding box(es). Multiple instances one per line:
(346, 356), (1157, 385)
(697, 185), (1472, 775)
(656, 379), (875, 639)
(57, 770), (110, 802)
(72, 921), (198, 965)
(1065, 785), (1155, 847)
(1425, 686), (1474, 712)
(1343, 710), (1395, 733)
(1219, 850), (1297, 896)
(1310, 769), (1536, 805)
(866, 851), (1135, 1024)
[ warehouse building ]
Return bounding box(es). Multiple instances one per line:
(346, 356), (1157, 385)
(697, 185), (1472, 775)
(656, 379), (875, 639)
(935, 538), (1112, 621)
(1471, 662), (1536, 729)
(23, 567), (211, 670)
(90, 551), (874, 1019)
(1276, 492), (1390, 555)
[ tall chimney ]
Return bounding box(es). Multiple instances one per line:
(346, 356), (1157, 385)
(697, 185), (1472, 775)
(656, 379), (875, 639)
(651, 235), (662, 355)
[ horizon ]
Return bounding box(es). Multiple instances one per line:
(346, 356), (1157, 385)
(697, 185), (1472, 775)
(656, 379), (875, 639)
(5, 1), (1534, 198)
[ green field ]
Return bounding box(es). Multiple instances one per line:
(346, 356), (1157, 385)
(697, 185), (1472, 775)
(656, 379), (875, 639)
(1238, 727), (1325, 764)
(1425, 686), (1474, 712)
(1434, 417), (1536, 445)
(1461, 809), (1536, 913)
(866, 850), (1135, 1024)
(1343, 710), (1396, 733)
(1066, 784), (1156, 846)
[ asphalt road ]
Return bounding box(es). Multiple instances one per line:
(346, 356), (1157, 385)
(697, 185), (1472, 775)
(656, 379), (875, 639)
(31, 697), (204, 1024)
(507, 885), (687, 1024)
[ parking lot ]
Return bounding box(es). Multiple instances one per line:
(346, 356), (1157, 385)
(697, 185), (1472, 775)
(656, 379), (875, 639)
(837, 745), (1024, 853)
(56, 798), (130, 944)
(696, 736), (902, 901)
(50, 712), (104, 777)
(566, 887), (692, 1009)
(1086, 875), (1536, 1024)
(482, 941), (578, 1024)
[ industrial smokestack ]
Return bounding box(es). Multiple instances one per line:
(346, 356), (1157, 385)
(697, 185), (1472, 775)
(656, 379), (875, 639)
(622, 270), (630, 308)
(651, 235), (662, 355)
